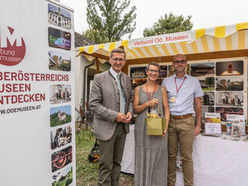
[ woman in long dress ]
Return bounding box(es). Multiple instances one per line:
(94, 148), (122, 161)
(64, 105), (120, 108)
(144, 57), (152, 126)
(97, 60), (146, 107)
(133, 62), (170, 186)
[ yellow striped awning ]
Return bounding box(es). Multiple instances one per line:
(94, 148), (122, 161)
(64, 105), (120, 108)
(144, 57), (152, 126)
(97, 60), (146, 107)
(78, 22), (248, 62)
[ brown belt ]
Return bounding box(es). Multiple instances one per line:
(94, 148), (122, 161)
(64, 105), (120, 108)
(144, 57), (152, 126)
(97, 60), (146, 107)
(170, 114), (192, 120)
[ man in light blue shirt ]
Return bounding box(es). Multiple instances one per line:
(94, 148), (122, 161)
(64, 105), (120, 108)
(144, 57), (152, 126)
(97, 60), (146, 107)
(162, 54), (203, 186)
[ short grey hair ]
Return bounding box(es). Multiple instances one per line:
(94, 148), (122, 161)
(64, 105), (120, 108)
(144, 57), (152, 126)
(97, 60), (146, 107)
(109, 48), (126, 59)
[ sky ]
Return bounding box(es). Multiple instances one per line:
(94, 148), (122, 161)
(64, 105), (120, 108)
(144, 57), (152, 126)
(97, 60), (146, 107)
(60, 0), (248, 40)
(50, 105), (71, 115)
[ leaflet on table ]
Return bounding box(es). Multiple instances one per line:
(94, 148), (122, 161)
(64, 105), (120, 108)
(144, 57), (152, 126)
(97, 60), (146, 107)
(226, 114), (246, 136)
(204, 113), (221, 135)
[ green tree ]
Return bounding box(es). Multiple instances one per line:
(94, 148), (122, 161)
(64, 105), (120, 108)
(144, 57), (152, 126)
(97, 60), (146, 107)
(84, 0), (136, 44)
(143, 13), (193, 37)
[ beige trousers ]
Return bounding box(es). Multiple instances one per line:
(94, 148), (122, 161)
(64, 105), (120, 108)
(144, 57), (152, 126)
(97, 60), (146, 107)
(168, 116), (195, 186)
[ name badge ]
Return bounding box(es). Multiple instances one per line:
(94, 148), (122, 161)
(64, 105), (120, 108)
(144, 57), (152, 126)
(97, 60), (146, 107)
(170, 97), (176, 103)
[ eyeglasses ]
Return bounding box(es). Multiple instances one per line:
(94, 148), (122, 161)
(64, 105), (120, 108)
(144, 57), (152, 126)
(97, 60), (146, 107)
(111, 58), (125, 62)
(173, 60), (186, 64)
(148, 69), (159, 73)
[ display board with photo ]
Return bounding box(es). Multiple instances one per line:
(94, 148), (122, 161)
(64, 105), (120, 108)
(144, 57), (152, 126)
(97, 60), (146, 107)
(52, 166), (72, 186)
(159, 65), (167, 78)
(198, 77), (215, 91)
(216, 91), (243, 107)
(48, 3), (72, 30)
(216, 61), (243, 76)
(51, 125), (72, 150)
(50, 84), (71, 104)
(216, 77), (243, 91)
(202, 106), (215, 119)
(189, 59), (246, 126)
(129, 58), (247, 126)
(202, 106), (215, 113)
(47, 2), (75, 186)
(49, 50), (71, 71)
(51, 146), (72, 172)
(50, 105), (72, 127)
(129, 64), (167, 89)
(168, 65), (174, 77)
(190, 62), (215, 77)
(130, 66), (147, 79)
(48, 27), (71, 50)
(202, 92), (215, 106)
(131, 78), (147, 88)
(216, 107), (243, 121)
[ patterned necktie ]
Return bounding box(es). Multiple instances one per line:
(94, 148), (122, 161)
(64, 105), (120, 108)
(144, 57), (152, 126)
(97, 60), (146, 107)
(116, 74), (125, 114)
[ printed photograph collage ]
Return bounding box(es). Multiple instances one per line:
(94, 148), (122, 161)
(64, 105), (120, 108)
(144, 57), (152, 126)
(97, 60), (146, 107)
(48, 2), (73, 186)
(128, 58), (247, 123)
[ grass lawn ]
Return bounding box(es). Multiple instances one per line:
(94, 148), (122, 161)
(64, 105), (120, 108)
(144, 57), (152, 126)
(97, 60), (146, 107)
(76, 128), (134, 186)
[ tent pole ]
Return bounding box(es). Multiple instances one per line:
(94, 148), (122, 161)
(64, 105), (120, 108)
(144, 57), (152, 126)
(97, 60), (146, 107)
(95, 57), (100, 74)
(82, 59), (95, 112)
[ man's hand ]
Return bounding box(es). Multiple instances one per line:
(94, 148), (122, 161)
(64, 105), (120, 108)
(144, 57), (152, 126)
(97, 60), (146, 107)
(116, 113), (128, 123)
(123, 112), (132, 123)
(116, 112), (132, 123)
(195, 125), (201, 136)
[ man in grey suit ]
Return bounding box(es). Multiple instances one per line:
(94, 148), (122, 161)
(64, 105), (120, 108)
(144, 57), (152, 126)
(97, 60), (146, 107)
(89, 48), (133, 186)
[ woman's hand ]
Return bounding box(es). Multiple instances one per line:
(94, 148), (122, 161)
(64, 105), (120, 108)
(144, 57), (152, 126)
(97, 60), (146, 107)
(162, 128), (168, 137)
(147, 99), (159, 107)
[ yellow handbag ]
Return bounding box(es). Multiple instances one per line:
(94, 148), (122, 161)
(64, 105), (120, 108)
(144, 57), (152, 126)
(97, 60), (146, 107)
(145, 117), (167, 136)
(144, 86), (167, 135)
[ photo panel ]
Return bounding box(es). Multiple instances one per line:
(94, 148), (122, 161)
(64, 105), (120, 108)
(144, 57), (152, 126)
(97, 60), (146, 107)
(216, 107), (243, 121)
(216, 92), (243, 107)
(205, 113), (221, 123)
(201, 106), (215, 120)
(202, 92), (215, 106)
(190, 62), (215, 77)
(216, 61), (243, 76)
(131, 78), (147, 89)
(51, 146), (72, 172)
(48, 3), (72, 30)
(186, 64), (190, 75)
(198, 77), (215, 91)
(168, 65), (174, 77)
(50, 84), (71, 104)
(49, 50), (71, 71)
(51, 125), (72, 150)
(130, 66), (147, 79)
(159, 65), (167, 78)
(216, 77), (243, 91)
(52, 165), (72, 186)
(50, 105), (71, 127)
(48, 27), (71, 50)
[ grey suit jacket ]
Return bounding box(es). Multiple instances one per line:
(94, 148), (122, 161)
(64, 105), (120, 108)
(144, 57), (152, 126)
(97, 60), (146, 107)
(89, 70), (133, 141)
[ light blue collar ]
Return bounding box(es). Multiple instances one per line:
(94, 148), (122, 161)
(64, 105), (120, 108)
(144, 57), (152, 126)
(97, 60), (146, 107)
(110, 67), (121, 80)
(174, 73), (187, 80)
